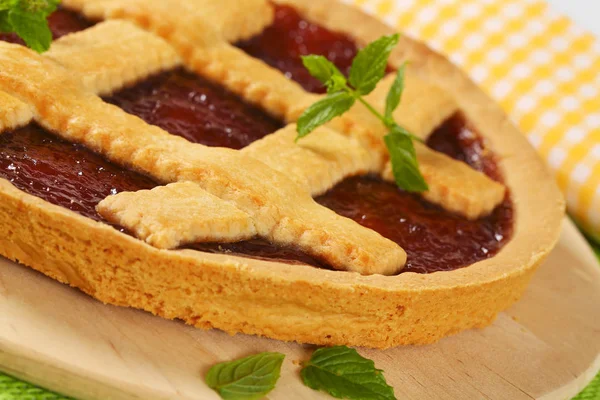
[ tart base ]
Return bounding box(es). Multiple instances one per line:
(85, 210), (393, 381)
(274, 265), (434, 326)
(0, 0), (564, 349)
(1, 179), (547, 348)
(2, 219), (599, 400)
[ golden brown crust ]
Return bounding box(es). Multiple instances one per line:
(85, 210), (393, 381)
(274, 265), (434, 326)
(242, 124), (378, 196)
(0, 0), (565, 347)
(46, 20), (181, 96)
(365, 73), (459, 139)
(0, 91), (33, 133)
(61, 0), (274, 43)
(97, 182), (257, 249)
(0, 178), (542, 348)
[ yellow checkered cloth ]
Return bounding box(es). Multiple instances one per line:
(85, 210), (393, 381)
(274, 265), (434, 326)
(350, 0), (600, 240)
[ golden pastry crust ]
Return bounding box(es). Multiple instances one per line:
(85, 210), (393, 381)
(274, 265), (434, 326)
(97, 182), (257, 249)
(0, 91), (33, 133)
(0, 0), (565, 348)
(365, 73), (459, 140)
(61, 0), (274, 43)
(242, 124), (377, 196)
(47, 20), (181, 95)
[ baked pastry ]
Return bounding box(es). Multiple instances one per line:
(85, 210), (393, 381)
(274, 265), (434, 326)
(0, 0), (564, 348)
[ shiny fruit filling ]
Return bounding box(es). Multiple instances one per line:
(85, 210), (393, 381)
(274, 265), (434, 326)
(104, 68), (284, 149)
(0, 125), (157, 222)
(237, 5), (360, 93)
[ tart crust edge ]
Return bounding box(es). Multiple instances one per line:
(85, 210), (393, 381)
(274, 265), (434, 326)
(0, 0), (565, 348)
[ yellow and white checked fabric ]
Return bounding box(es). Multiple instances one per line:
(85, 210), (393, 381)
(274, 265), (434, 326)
(349, 0), (600, 240)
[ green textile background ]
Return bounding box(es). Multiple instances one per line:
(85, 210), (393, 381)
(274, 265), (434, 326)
(1, 241), (599, 399)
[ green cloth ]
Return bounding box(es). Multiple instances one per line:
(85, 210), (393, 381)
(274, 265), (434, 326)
(0, 375), (70, 400)
(1, 243), (600, 400)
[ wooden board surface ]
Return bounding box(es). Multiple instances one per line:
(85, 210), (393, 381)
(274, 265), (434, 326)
(1, 218), (599, 400)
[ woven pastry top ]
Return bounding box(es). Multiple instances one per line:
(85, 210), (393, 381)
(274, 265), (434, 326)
(0, 0), (507, 276)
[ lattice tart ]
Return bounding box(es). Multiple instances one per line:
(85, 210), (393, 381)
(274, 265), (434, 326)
(0, 0), (564, 348)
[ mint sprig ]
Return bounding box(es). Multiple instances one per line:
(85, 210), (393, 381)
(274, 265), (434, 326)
(0, 0), (59, 53)
(205, 352), (285, 400)
(301, 346), (396, 400)
(296, 34), (429, 192)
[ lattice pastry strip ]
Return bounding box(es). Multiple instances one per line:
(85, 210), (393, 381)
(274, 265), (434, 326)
(97, 182), (257, 249)
(0, 43), (406, 276)
(61, 0), (273, 43)
(0, 91), (33, 133)
(367, 73), (460, 140)
(242, 124), (376, 196)
(46, 20), (181, 96)
(383, 144), (507, 220)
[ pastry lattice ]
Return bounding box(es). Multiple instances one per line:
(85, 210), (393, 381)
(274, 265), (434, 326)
(0, 0), (504, 275)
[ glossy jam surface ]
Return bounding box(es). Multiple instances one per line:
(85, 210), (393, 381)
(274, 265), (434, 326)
(317, 178), (512, 274)
(427, 115), (501, 181)
(104, 68), (283, 149)
(237, 5), (359, 93)
(0, 8), (93, 45)
(0, 125), (156, 222)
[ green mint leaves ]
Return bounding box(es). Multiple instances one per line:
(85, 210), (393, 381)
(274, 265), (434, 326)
(206, 347), (397, 400)
(301, 346), (396, 400)
(349, 34), (399, 95)
(385, 126), (428, 192)
(297, 92), (355, 139)
(0, 0), (59, 53)
(296, 34), (429, 192)
(385, 64), (407, 122)
(205, 352), (285, 400)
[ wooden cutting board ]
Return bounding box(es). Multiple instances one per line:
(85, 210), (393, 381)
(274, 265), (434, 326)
(1, 218), (599, 400)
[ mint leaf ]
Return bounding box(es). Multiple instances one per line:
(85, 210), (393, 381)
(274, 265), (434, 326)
(296, 92), (355, 139)
(301, 346), (396, 400)
(302, 55), (346, 88)
(384, 63), (407, 122)
(9, 8), (51, 52)
(205, 352), (285, 400)
(385, 125), (428, 192)
(349, 34), (399, 95)
(1, 0), (59, 53)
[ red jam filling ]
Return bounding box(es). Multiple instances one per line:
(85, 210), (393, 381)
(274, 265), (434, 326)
(104, 68), (283, 149)
(0, 125), (156, 222)
(0, 8), (93, 45)
(317, 178), (512, 274)
(236, 5), (360, 93)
